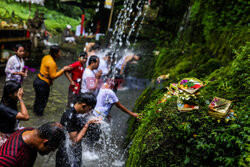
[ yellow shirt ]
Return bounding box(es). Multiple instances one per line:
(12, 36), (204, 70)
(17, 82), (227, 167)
(38, 55), (64, 85)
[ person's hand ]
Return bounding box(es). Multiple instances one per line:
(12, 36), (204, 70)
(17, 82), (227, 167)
(131, 61), (138, 64)
(63, 66), (72, 71)
(120, 71), (123, 75)
(70, 81), (75, 86)
(87, 117), (102, 124)
(19, 71), (26, 77)
(95, 70), (102, 79)
(132, 113), (143, 121)
(23, 69), (28, 77)
(17, 88), (24, 100)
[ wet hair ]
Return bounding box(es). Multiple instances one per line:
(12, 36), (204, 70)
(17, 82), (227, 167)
(88, 55), (99, 66)
(1, 81), (21, 110)
(78, 51), (87, 58)
(74, 93), (97, 109)
(89, 42), (101, 52)
(106, 51), (112, 57)
(15, 44), (24, 52)
(133, 54), (140, 60)
(49, 45), (60, 58)
(37, 122), (65, 149)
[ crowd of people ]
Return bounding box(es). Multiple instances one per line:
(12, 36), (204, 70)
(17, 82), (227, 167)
(0, 42), (141, 167)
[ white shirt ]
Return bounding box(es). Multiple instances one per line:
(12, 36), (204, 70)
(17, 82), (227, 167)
(75, 24), (85, 36)
(93, 87), (119, 117)
(97, 58), (109, 76)
(81, 68), (97, 96)
(5, 55), (25, 83)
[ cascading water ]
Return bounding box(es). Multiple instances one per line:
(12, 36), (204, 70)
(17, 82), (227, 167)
(109, 0), (148, 76)
(61, 1), (148, 167)
(177, 4), (192, 41)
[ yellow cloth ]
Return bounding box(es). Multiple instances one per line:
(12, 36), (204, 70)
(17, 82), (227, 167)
(38, 55), (64, 85)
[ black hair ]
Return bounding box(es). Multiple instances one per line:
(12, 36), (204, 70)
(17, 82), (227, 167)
(1, 81), (21, 110)
(49, 45), (60, 58)
(89, 42), (101, 52)
(37, 122), (65, 148)
(106, 51), (112, 57)
(15, 44), (24, 52)
(74, 93), (97, 109)
(78, 51), (87, 58)
(88, 55), (99, 66)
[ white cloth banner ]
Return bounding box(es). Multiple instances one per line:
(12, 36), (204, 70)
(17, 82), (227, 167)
(104, 0), (112, 9)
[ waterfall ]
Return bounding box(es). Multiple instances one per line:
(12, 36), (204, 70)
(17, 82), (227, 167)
(177, 4), (192, 40)
(108, 0), (147, 77)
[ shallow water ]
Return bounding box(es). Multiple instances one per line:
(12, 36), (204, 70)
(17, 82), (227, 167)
(0, 56), (142, 167)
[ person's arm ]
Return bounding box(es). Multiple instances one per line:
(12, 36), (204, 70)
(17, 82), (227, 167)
(69, 118), (101, 143)
(15, 88), (29, 121)
(94, 70), (102, 89)
(115, 101), (139, 118)
(49, 61), (72, 79)
(65, 71), (75, 86)
(120, 56), (133, 75)
(120, 62), (127, 75)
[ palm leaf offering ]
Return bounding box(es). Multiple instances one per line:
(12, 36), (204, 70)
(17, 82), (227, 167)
(165, 77), (204, 112)
(178, 78), (203, 94)
(208, 97), (232, 119)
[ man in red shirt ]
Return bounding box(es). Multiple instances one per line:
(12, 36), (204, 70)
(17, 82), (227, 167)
(0, 122), (65, 167)
(65, 52), (88, 107)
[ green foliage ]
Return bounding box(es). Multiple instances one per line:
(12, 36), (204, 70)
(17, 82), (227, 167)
(126, 0), (250, 166)
(0, 0), (80, 34)
(126, 44), (250, 167)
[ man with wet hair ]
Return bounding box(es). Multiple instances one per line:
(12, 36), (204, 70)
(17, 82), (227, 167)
(88, 42), (101, 57)
(0, 122), (65, 167)
(56, 93), (101, 167)
(93, 81), (139, 120)
(114, 53), (140, 92)
(81, 55), (102, 96)
(96, 51), (112, 82)
(115, 53), (140, 76)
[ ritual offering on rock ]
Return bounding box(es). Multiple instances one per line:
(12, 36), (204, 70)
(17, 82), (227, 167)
(178, 78), (203, 94)
(157, 73), (169, 83)
(177, 99), (199, 112)
(167, 83), (178, 96)
(208, 97), (232, 119)
(166, 78), (204, 112)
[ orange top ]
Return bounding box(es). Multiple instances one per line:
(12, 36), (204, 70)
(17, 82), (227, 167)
(38, 55), (64, 85)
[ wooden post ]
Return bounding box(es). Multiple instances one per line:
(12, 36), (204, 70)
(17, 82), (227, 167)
(80, 14), (85, 35)
(106, 0), (115, 34)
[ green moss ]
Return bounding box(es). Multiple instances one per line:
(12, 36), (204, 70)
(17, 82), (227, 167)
(126, 0), (249, 165)
(126, 45), (249, 167)
(0, 0), (80, 34)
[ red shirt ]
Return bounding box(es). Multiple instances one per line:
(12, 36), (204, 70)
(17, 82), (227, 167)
(69, 61), (84, 94)
(0, 128), (37, 167)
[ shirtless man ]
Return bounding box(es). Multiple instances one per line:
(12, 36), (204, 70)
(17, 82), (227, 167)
(114, 53), (140, 92)
(115, 53), (140, 76)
